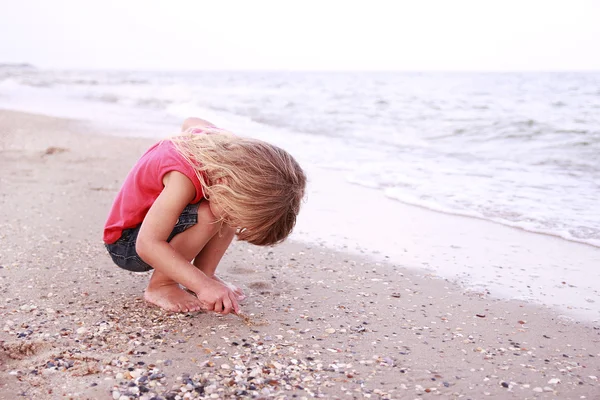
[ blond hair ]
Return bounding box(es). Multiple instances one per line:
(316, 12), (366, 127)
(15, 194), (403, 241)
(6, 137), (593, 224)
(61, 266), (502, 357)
(170, 128), (306, 246)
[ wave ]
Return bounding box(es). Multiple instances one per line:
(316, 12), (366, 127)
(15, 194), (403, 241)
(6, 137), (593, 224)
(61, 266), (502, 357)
(378, 185), (600, 248)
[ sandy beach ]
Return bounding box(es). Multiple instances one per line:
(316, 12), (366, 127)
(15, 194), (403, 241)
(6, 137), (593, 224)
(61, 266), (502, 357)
(1, 109), (599, 399)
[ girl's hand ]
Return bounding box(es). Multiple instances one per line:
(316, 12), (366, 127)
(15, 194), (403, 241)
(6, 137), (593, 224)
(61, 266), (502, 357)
(213, 276), (246, 301)
(196, 279), (240, 315)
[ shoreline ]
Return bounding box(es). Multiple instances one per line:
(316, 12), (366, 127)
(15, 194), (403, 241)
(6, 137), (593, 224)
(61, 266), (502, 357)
(2, 90), (598, 250)
(1, 98), (598, 321)
(378, 192), (600, 251)
(2, 105), (600, 321)
(1, 109), (599, 399)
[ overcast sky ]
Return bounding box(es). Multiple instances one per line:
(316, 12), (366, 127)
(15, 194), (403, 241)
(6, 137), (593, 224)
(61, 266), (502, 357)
(1, 0), (599, 71)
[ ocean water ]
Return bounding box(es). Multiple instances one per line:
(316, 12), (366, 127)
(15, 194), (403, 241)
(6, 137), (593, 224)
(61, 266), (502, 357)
(1, 66), (599, 247)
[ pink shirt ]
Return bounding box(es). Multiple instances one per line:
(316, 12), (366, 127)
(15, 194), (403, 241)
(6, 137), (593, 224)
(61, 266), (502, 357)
(103, 137), (205, 244)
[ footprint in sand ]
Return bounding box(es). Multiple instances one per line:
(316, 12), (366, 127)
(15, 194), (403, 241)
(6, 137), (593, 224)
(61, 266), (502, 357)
(228, 266), (258, 275)
(43, 146), (69, 156)
(1, 341), (45, 361)
(247, 281), (273, 294)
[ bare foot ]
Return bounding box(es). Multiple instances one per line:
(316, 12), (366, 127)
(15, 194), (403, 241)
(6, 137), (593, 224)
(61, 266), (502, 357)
(144, 283), (203, 313)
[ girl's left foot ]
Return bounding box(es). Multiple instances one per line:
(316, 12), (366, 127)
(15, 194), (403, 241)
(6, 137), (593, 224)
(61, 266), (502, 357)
(145, 270), (203, 313)
(144, 283), (203, 313)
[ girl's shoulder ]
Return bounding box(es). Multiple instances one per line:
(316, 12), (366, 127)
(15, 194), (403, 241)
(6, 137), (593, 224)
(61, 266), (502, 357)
(138, 139), (182, 166)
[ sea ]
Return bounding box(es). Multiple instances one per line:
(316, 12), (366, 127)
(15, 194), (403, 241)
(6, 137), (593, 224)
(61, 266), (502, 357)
(2, 66), (598, 248)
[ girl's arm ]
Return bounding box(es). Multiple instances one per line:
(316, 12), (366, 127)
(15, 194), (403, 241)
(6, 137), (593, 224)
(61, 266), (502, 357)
(136, 171), (239, 314)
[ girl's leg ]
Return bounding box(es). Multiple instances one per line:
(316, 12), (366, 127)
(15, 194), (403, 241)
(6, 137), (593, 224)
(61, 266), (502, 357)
(144, 202), (220, 312)
(192, 225), (235, 278)
(192, 225), (245, 300)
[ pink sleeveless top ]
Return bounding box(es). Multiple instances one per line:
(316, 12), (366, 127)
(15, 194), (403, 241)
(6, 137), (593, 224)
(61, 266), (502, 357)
(103, 133), (206, 244)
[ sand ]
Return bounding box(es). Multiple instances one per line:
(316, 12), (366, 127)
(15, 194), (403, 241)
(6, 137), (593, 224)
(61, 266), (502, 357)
(0, 109), (599, 400)
(296, 164), (600, 322)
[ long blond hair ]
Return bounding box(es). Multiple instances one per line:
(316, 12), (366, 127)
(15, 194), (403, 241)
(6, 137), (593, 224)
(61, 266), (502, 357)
(171, 128), (306, 246)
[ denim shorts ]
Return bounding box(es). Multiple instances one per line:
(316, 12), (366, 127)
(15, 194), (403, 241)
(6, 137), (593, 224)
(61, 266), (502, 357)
(105, 203), (200, 272)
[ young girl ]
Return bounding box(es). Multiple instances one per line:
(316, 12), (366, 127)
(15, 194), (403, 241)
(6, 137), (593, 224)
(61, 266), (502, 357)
(103, 117), (306, 315)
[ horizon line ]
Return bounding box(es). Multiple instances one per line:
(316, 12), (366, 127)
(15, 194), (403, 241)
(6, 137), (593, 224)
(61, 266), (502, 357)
(2, 62), (600, 74)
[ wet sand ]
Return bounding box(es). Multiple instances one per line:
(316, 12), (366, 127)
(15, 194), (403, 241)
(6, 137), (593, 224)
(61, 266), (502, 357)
(0, 110), (599, 399)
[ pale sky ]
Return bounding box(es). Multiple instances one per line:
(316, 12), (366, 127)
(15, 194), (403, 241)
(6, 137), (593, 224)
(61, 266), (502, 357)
(1, 0), (599, 71)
